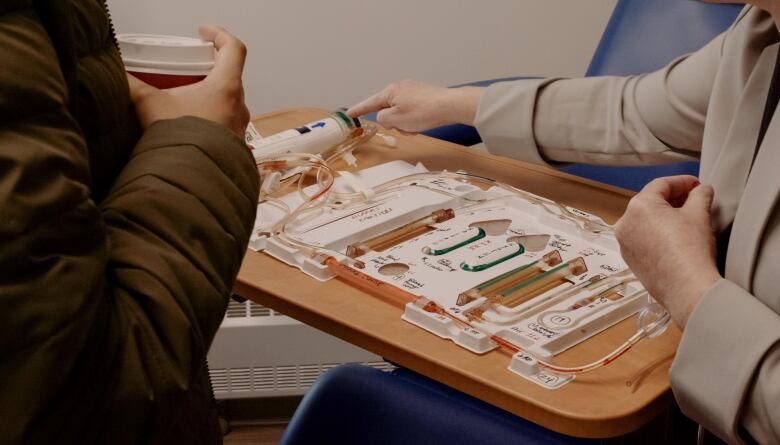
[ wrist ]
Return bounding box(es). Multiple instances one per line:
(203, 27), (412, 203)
(672, 269), (721, 329)
(447, 87), (483, 126)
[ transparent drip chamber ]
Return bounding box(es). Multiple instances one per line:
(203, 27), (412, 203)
(252, 131), (672, 387)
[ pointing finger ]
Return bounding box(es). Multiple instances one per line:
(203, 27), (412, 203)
(347, 86), (394, 118)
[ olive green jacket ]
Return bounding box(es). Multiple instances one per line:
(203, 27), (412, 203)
(0, 1), (259, 444)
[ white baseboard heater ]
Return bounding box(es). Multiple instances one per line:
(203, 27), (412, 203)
(207, 299), (394, 399)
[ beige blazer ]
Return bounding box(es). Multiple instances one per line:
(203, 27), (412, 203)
(475, 6), (779, 444)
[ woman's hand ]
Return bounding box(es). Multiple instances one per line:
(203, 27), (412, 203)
(128, 25), (250, 136)
(346, 80), (483, 133)
(614, 175), (721, 329)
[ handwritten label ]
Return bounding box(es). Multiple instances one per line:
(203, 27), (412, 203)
(402, 278), (425, 290)
(421, 256), (458, 272)
(549, 234), (572, 252)
(536, 373), (560, 386)
(577, 247), (606, 258)
(370, 254), (401, 267)
(351, 205), (394, 223)
(527, 322), (560, 340)
(599, 264), (620, 273)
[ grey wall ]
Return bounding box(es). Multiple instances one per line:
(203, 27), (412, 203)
(107, 1), (616, 115)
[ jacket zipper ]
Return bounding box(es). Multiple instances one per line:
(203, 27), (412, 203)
(99, 0), (222, 433)
(100, 0), (120, 54)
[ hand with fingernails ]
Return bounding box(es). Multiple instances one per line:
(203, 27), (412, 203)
(128, 25), (250, 136)
(614, 176), (721, 329)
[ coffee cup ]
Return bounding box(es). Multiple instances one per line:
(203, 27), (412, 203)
(118, 34), (215, 89)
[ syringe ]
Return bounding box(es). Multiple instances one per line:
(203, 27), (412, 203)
(248, 109), (363, 161)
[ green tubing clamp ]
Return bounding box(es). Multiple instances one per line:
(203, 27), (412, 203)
(426, 228), (486, 256)
(460, 243), (525, 272)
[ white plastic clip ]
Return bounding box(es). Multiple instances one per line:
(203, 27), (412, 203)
(338, 170), (376, 200)
(378, 133), (397, 148)
(342, 151), (359, 167)
(260, 171), (282, 195)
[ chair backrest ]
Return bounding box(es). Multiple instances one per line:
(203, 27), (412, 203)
(558, 0), (743, 191)
(586, 0), (742, 77)
(423, 0), (744, 190)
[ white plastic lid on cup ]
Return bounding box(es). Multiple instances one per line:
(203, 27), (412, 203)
(118, 34), (215, 75)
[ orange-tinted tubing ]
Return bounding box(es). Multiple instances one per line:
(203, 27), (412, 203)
(323, 257), (417, 308)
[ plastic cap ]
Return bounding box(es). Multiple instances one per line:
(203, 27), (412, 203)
(118, 34), (215, 75)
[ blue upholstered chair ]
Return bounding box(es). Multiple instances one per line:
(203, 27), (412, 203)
(281, 2), (743, 444)
(280, 364), (595, 445)
(424, 0), (742, 191)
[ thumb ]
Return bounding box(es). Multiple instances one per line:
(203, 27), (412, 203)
(198, 24), (246, 81)
(683, 183), (714, 217)
(376, 108), (405, 132)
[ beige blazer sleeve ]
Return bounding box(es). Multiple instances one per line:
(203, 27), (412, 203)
(474, 32), (726, 166)
(671, 279), (780, 444)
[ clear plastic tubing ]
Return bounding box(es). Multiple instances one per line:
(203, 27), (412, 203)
(323, 255), (670, 376)
(498, 257), (588, 307)
(346, 209), (455, 258)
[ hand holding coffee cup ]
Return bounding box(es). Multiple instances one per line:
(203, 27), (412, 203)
(125, 25), (250, 136)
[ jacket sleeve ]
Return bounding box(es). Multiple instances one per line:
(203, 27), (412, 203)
(473, 27), (729, 166)
(670, 279), (780, 444)
(0, 7), (258, 442)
